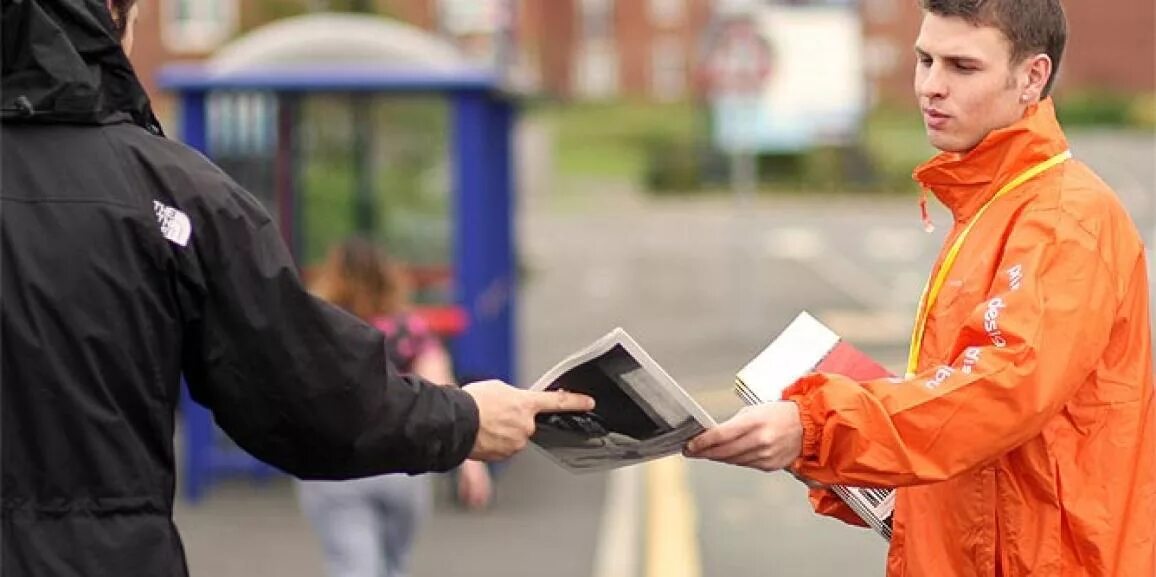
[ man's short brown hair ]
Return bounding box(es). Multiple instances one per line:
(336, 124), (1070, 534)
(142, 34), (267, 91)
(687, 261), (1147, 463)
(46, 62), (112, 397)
(921, 0), (1068, 97)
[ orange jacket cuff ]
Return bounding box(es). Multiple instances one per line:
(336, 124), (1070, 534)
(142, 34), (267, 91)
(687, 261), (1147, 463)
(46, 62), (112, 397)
(784, 374), (826, 462)
(792, 394), (821, 461)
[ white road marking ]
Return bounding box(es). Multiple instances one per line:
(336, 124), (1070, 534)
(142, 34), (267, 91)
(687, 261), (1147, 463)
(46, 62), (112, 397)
(591, 466), (643, 577)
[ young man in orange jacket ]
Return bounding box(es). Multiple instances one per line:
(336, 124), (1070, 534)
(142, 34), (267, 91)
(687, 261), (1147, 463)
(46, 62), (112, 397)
(687, 1), (1155, 575)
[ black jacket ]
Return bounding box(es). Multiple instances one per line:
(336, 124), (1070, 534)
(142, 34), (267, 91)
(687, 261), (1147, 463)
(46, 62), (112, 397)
(0, 1), (479, 575)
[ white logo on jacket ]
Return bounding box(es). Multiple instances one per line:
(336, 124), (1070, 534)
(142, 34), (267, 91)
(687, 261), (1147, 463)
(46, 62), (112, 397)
(984, 297), (1008, 348)
(961, 347), (982, 375)
(925, 365), (954, 390)
(1007, 264), (1024, 291)
(153, 201), (192, 247)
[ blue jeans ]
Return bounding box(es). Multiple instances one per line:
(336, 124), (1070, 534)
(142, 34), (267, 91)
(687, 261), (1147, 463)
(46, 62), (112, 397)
(296, 475), (430, 577)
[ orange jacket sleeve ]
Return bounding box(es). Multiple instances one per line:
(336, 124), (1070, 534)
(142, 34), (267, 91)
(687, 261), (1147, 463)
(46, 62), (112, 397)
(786, 469), (870, 527)
(785, 207), (1123, 487)
(808, 486), (870, 527)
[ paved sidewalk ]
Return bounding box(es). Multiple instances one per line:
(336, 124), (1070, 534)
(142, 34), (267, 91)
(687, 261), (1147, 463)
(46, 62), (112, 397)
(174, 449), (608, 577)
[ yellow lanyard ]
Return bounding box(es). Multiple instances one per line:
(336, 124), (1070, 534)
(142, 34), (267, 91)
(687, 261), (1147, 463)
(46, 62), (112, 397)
(905, 150), (1072, 378)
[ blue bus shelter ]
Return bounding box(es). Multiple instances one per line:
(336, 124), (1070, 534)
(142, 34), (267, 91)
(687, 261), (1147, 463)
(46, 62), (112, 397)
(159, 18), (518, 502)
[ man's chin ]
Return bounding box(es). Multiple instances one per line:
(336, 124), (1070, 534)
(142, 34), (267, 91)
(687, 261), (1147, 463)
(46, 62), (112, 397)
(927, 131), (974, 154)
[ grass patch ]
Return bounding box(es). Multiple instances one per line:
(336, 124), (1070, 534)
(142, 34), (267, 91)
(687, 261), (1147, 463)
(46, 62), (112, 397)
(863, 106), (936, 193)
(1055, 90), (1156, 129)
(528, 94), (1152, 196)
(528, 100), (701, 181)
(532, 98), (938, 194)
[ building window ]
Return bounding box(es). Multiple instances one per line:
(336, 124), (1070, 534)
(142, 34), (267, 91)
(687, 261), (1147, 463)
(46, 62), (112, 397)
(651, 36), (686, 101)
(649, 0), (684, 28)
(576, 41), (619, 98)
(163, 0), (238, 53)
(575, 0), (618, 98)
(580, 0), (615, 41)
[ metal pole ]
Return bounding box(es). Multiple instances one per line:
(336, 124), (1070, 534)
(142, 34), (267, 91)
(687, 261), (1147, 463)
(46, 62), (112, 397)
(730, 149), (757, 207)
(729, 99), (763, 336)
(351, 94), (376, 234)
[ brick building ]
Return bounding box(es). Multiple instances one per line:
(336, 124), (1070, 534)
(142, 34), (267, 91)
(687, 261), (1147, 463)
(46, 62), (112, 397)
(130, 0), (1155, 120)
(132, 0), (718, 115)
(861, 0), (1156, 104)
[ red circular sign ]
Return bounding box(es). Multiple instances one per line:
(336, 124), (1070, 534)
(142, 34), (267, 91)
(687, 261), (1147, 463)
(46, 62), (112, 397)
(699, 17), (773, 96)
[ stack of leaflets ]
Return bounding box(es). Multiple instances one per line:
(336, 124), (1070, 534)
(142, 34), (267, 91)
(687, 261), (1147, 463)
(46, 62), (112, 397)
(735, 311), (897, 540)
(528, 328), (716, 474)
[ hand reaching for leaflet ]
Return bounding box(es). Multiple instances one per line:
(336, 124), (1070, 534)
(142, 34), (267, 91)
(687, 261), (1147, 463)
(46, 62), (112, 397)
(462, 380), (595, 461)
(684, 401), (804, 472)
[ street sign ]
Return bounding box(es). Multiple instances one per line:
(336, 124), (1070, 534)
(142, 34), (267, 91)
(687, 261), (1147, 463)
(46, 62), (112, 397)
(705, 5), (866, 155)
(699, 16), (773, 97)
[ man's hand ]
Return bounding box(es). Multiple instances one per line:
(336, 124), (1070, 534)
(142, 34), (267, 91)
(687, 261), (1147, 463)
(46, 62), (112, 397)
(463, 380), (595, 461)
(683, 401), (804, 472)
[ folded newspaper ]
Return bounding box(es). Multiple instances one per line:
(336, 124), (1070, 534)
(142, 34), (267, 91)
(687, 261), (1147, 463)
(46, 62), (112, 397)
(529, 328), (717, 473)
(735, 311), (896, 540)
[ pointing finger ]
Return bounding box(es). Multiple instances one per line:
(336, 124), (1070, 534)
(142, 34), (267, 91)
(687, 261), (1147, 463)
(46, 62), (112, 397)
(529, 390), (595, 413)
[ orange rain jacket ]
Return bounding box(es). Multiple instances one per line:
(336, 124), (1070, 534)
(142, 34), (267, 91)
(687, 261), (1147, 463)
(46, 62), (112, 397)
(783, 99), (1156, 577)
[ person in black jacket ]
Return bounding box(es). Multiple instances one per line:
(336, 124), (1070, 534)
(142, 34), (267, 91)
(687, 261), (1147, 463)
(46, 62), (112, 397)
(0, 1), (593, 576)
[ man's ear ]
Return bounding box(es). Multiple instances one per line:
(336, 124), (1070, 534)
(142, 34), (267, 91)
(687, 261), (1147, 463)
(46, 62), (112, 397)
(1021, 54), (1053, 102)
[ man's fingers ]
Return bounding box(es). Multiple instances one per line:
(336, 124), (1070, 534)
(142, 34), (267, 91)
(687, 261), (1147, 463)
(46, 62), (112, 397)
(528, 390), (596, 413)
(685, 414), (762, 455)
(732, 447), (788, 470)
(688, 429), (763, 461)
(684, 427), (732, 456)
(731, 448), (767, 467)
(685, 428), (741, 457)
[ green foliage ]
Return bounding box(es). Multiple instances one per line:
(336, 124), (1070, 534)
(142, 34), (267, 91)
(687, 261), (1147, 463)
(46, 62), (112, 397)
(297, 95), (451, 269)
(1056, 90), (1135, 126)
(534, 99), (939, 196)
(1130, 94), (1156, 129)
(244, 0), (309, 31)
(532, 99), (701, 181)
(641, 137), (712, 195)
(862, 106), (936, 194)
(1055, 90), (1156, 129)
(535, 92), (1156, 197)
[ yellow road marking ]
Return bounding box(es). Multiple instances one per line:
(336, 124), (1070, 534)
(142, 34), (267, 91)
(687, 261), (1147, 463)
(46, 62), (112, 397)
(645, 456), (701, 577)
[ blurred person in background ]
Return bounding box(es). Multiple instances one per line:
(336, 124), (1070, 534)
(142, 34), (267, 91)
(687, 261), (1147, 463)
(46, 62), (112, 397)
(688, 1), (1155, 575)
(0, 2), (591, 575)
(298, 237), (492, 577)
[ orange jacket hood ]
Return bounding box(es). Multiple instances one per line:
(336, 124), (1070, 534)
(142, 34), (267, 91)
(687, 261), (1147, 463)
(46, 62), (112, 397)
(785, 99), (1156, 577)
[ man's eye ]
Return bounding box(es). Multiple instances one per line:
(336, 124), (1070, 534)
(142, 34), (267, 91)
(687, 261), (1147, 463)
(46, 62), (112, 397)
(918, 57), (933, 66)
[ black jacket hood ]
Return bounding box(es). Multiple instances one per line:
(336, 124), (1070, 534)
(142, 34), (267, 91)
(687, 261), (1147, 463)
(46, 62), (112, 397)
(1, 0), (163, 134)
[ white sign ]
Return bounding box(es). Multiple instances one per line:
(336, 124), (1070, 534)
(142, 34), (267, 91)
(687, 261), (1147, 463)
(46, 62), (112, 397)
(711, 5), (866, 153)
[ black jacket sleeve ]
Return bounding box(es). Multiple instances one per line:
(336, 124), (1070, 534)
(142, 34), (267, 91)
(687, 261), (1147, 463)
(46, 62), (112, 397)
(168, 151), (479, 480)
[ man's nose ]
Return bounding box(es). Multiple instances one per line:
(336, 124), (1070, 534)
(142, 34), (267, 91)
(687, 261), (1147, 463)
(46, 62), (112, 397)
(917, 64), (948, 100)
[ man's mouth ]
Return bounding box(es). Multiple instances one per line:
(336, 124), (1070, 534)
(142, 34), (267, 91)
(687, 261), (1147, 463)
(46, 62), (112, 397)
(923, 108), (951, 130)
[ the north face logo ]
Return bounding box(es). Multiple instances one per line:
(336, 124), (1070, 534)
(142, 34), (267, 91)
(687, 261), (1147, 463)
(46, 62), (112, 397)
(153, 201), (191, 247)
